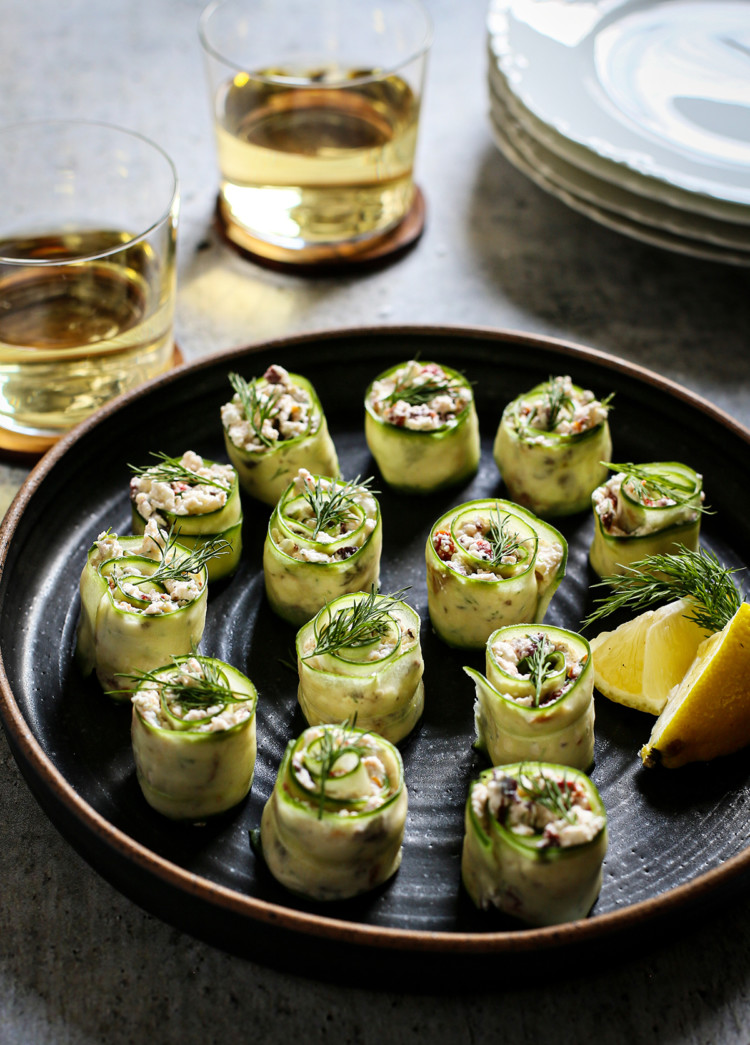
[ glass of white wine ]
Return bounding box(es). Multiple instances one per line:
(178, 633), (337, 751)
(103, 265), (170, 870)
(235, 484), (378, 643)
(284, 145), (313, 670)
(0, 120), (179, 449)
(199, 0), (432, 265)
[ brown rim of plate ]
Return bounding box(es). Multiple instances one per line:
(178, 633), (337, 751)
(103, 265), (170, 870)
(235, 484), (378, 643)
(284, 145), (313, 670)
(1, 323), (749, 956)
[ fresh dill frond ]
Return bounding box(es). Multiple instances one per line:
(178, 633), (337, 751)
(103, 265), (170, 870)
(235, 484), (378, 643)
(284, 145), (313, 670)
(228, 371), (281, 448)
(129, 452), (232, 492)
(306, 719), (371, 819)
(110, 655), (249, 709)
(304, 586), (409, 659)
(583, 545), (743, 633)
(516, 635), (559, 707)
(541, 376), (574, 430)
(486, 508), (534, 567)
(384, 376), (456, 407)
(135, 523), (230, 586)
(299, 475), (377, 540)
(606, 462), (709, 513)
(517, 765), (576, 823)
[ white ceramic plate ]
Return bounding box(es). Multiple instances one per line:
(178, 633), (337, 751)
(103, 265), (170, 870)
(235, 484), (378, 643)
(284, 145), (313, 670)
(489, 80), (750, 253)
(487, 0), (750, 207)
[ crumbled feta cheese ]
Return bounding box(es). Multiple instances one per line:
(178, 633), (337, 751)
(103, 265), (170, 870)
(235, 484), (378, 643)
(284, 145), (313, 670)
(130, 450), (233, 522)
(221, 365), (319, 453)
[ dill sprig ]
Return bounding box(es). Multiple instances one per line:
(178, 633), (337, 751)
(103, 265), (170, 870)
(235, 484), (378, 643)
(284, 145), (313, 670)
(228, 371), (281, 448)
(110, 656), (249, 709)
(134, 523), (229, 586)
(486, 508), (534, 567)
(608, 462), (708, 512)
(304, 586), (409, 659)
(298, 474), (377, 540)
(384, 376), (456, 407)
(541, 376), (574, 430)
(583, 545), (744, 633)
(305, 720), (372, 819)
(129, 451), (232, 492)
(517, 765), (576, 823)
(517, 635), (559, 707)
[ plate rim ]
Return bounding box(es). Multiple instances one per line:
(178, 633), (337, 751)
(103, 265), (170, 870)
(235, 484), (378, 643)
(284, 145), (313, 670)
(2, 322), (750, 958)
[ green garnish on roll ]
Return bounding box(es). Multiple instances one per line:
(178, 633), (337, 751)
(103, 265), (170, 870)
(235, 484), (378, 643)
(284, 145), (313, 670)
(263, 469), (382, 627)
(258, 722), (408, 901)
(590, 461), (705, 580)
(466, 624), (595, 770)
(364, 359), (480, 493)
(425, 498), (567, 650)
(296, 588), (424, 743)
(462, 762), (607, 926)
(221, 364), (339, 505)
(128, 654), (258, 820)
(130, 450), (243, 581)
(493, 375), (613, 517)
(76, 519), (226, 694)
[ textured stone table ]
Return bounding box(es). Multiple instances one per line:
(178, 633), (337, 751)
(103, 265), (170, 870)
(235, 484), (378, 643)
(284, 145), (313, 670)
(2, 1), (750, 1042)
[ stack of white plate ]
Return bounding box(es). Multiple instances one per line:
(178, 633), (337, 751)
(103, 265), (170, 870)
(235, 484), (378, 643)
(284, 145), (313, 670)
(487, 0), (750, 264)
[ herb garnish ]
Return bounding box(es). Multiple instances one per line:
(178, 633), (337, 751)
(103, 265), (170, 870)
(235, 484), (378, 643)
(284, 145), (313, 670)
(228, 371), (281, 448)
(541, 376), (575, 430)
(383, 370), (462, 408)
(304, 586), (409, 659)
(486, 508), (534, 567)
(129, 451), (232, 492)
(305, 720), (372, 819)
(607, 462), (708, 512)
(111, 655), (249, 711)
(516, 635), (560, 707)
(517, 764), (576, 823)
(298, 474), (377, 540)
(583, 545), (743, 633)
(134, 523), (229, 586)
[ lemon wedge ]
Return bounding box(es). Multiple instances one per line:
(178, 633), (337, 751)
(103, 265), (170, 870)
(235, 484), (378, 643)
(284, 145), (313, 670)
(590, 598), (709, 715)
(640, 602), (750, 768)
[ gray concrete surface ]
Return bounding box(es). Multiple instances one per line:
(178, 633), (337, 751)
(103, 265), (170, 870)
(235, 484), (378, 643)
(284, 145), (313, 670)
(2, 1), (750, 1041)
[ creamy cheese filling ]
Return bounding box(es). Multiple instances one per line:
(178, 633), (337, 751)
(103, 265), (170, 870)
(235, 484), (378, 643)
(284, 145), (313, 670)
(130, 450), (233, 521)
(490, 633), (583, 707)
(132, 657), (253, 732)
(272, 469), (377, 564)
(291, 727), (393, 813)
(513, 375), (609, 442)
(593, 473), (700, 537)
(472, 767), (604, 848)
(368, 360), (471, 432)
(221, 364), (318, 452)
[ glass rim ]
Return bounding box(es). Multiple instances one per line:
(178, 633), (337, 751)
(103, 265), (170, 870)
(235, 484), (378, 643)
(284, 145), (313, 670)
(198, 0), (433, 87)
(0, 118), (179, 267)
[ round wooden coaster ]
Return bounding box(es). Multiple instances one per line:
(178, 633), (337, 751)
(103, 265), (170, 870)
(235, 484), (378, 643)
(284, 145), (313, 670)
(0, 344), (185, 462)
(214, 186), (426, 275)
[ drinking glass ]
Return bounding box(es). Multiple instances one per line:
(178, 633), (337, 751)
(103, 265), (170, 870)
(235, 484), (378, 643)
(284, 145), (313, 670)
(0, 120), (179, 445)
(199, 0), (432, 264)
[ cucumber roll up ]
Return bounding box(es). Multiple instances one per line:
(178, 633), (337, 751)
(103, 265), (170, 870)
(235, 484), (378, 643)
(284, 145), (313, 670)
(221, 364), (339, 505)
(364, 360), (480, 493)
(129, 655), (258, 820)
(130, 450), (243, 581)
(590, 462), (704, 579)
(264, 469), (382, 627)
(296, 588), (424, 743)
(76, 519), (224, 694)
(258, 722), (408, 901)
(466, 625), (595, 770)
(462, 762), (607, 926)
(426, 499), (567, 650)
(493, 375), (613, 517)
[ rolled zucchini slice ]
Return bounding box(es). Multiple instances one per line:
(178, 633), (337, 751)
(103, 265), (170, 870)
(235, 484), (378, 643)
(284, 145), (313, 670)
(364, 359), (480, 493)
(493, 375), (613, 517)
(264, 469), (382, 627)
(425, 498), (568, 650)
(590, 461), (704, 579)
(75, 520), (223, 695)
(130, 655), (258, 820)
(296, 589), (424, 743)
(258, 722), (408, 901)
(462, 762), (607, 926)
(130, 450), (243, 581)
(221, 364), (339, 506)
(466, 624), (594, 770)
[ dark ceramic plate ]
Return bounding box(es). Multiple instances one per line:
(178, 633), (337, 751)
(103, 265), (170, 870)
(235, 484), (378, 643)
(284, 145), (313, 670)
(1, 326), (749, 985)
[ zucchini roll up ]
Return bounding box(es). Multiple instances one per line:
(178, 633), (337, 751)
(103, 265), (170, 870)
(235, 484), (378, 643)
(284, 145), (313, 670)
(76, 519), (223, 695)
(426, 499), (567, 650)
(221, 364), (339, 506)
(130, 655), (258, 820)
(462, 762), (607, 926)
(264, 469), (382, 627)
(259, 722), (408, 901)
(590, 462), (704, 579)
(493, 375), (613, 517)
(466, 625), (595, 770)
(130, 450), (243, 581)
(364, 360), (480, 493)
(296, 589), (424, 743)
